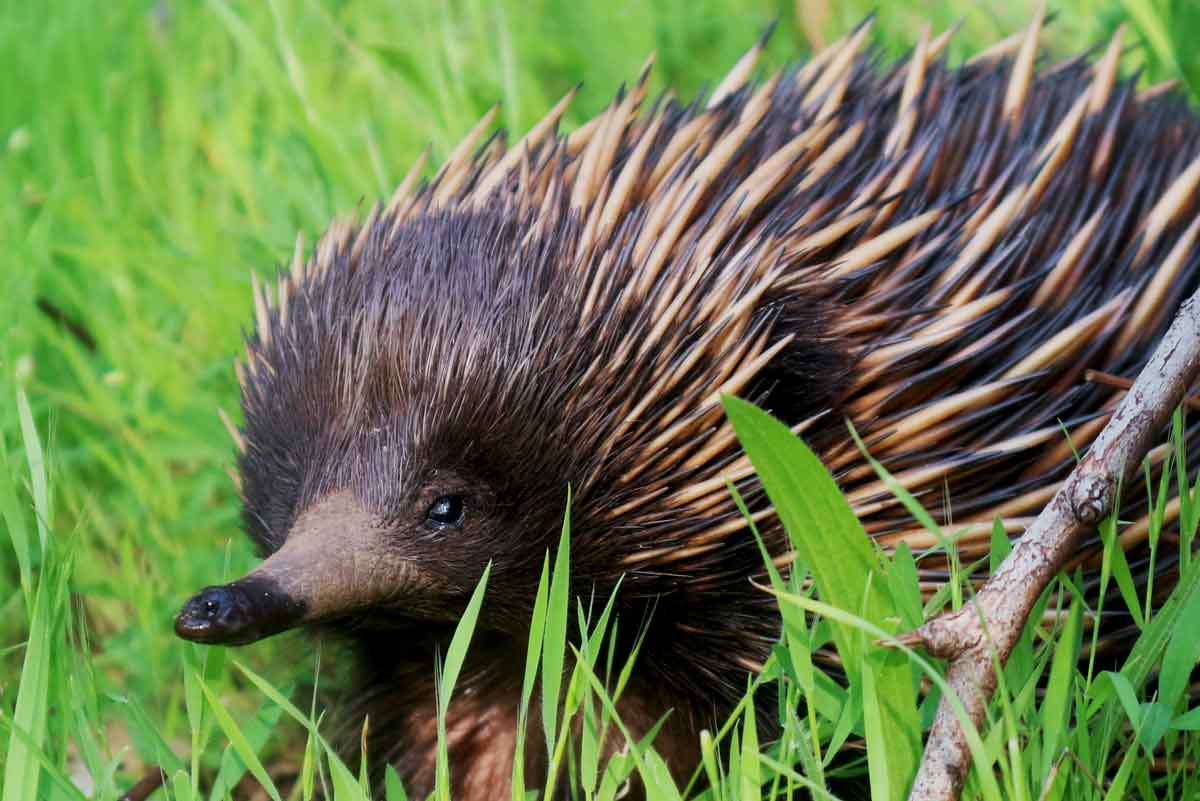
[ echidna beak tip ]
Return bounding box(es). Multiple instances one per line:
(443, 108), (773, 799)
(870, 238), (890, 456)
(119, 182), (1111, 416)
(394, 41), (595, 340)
(174, 578), (305, 646)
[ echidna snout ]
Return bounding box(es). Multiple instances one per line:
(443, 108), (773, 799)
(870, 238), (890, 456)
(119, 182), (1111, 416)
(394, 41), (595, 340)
(175, 489), (485, 644)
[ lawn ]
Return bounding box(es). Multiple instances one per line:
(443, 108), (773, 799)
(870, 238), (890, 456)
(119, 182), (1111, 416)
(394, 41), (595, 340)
(2, 1), (1199, 799)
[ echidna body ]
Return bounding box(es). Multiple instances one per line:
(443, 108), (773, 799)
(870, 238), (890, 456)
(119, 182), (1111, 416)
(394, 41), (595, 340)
(177, 17), (1200, 799)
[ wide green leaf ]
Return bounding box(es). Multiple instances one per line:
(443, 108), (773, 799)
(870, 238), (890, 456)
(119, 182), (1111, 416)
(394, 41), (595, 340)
(723, 395), (920, 799)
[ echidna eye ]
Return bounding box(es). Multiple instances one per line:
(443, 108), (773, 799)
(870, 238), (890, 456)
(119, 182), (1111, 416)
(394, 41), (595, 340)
(425, 495), (465, 528)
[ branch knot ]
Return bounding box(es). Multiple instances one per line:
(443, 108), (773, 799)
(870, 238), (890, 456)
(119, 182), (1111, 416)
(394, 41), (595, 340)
(1069, 473), (1113, 525)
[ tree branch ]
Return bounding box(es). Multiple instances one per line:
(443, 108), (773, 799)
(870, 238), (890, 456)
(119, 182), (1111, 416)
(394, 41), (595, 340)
(118, 767), (166, 801)
(902, 287), (1200, 801)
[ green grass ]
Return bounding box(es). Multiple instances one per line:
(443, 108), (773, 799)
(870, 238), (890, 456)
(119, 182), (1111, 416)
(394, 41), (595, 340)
(3, 1), (1200, 799)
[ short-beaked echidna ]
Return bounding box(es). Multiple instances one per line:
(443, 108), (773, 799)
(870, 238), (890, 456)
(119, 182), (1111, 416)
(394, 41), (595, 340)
(175, 17), (1200, 799)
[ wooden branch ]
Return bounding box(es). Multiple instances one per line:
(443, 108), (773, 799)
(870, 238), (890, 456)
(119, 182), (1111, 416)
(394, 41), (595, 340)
(901, 288), (1200, 801)
(1084, 369), (1200, 411)
(117, 767), (165, 801)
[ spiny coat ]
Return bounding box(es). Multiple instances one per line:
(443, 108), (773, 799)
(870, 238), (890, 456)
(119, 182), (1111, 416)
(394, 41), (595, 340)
(179, 16), (1200, 799)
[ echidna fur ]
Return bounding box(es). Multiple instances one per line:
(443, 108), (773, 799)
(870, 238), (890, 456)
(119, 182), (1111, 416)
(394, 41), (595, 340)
(189, 17), (1200, 799)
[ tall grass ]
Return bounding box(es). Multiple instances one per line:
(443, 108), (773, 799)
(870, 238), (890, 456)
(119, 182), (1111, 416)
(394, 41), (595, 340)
(3, 1), (1200, 799)
(5, 382), (1199, 800)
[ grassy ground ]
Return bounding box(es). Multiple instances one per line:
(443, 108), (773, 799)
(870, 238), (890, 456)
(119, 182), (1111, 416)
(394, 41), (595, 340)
(2, 1), (1200, 799)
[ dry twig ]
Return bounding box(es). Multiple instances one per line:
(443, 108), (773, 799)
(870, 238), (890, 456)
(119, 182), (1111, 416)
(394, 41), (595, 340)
(901, 287), (1200, 801)
(117, 767), (166, 801)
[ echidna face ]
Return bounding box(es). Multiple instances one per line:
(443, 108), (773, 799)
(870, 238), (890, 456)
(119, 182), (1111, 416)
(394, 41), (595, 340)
(174, 471), (519, 645)
(176, 209), (590, 645)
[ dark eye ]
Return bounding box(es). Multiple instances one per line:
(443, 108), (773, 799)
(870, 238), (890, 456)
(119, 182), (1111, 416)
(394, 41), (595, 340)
(425, 495), (465, 528)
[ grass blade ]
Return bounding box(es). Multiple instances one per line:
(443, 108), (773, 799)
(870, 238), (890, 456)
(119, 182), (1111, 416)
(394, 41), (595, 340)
(512, 553), (550, 801)
(1039, 592), (1082, 778)
(436, 560), (492, 800)
(542, 494), (572, 762)
(14, 386), (49, 551)
(861, 657), (890, 801)
(194, 673), (284, 801)
(1, 578), (52, 801)
(0, 434), (33, 610)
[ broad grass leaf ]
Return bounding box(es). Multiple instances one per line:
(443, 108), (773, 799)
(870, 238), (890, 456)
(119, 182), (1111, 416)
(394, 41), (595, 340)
(723, 395), (919, 798)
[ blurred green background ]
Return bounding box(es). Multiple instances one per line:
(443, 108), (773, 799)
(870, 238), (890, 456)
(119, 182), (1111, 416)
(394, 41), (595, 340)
(1, 0), (1197, 795)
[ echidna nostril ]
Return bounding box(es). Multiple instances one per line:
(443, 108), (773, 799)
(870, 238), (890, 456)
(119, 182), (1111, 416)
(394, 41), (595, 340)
(199, 588), (234, 620)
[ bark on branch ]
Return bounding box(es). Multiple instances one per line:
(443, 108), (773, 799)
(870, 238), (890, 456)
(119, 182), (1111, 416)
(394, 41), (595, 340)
(902, 288), (1200, 801)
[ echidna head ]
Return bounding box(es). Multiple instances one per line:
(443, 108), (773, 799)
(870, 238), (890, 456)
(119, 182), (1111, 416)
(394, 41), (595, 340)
(176, 208), (601, 645)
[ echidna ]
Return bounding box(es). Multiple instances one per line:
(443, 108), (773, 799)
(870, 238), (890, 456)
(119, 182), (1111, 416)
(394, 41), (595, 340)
(175, 15), (1200, 800)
